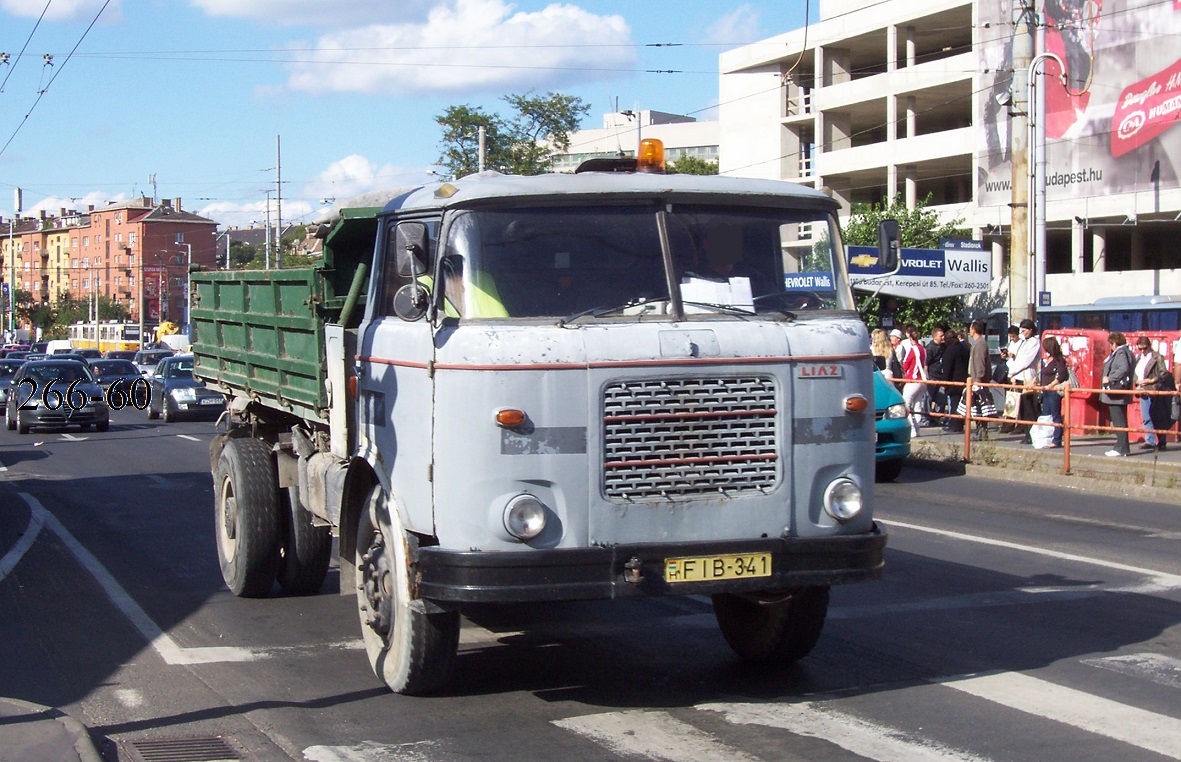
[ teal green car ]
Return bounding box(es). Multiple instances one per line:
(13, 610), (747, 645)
(873, 369), (911, 482)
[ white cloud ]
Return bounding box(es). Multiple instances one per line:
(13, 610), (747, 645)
(0, 0), (121, 22)
(197, 154), (436, 228)
(187, 0), (426, 28)
(283, 0), (634, 95)
(702, 4), (760, 45)
(28, 192), (125, 215)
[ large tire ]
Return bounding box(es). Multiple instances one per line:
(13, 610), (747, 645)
(95, 418), (110, 433)
(6, 404), (15, 430)
(162, 400), (173, 423)
(214, 438), (282, 597)
(355, 486), (459, 695)
(17, 418), (29, 435)
(276, 485), (332, 596)
(875, 459), (904, 483)
(713, 586), (830, 664)
(148, 400), (159, 420)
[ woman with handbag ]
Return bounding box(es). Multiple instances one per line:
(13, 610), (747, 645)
(1134, 336), (1170, 450)
(1101, 331), (1135, 457)
(1038, 335), (1070, 448)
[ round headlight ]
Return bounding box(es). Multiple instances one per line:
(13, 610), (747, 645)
(823, 478), (863, 522)
(504, 494), (547, 540)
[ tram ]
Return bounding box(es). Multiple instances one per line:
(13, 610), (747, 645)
(68, 322), (143, 353)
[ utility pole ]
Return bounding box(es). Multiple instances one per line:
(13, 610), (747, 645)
(8, 188), (18, 339)
(1010, 0), (1035, 324)
(275, 134), (283, 269)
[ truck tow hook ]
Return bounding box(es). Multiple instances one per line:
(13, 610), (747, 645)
(624, 557), (644, 586)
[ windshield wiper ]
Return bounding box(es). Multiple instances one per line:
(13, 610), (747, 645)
(680, 300), (758, 316)
(559, 296), (670, 326)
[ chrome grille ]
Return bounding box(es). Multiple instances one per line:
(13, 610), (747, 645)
(602, 376), (779, 500)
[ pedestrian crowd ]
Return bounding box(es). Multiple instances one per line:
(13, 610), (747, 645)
(872, 318), (1181, 455)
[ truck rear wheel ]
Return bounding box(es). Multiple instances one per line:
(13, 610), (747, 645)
(276, 485), (332, 596)
(214, 438), (281, 597)
(355, 486), (458, 695)
(712, 586), (830, 664)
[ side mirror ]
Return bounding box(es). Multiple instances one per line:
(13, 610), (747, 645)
(877, 219), (901, 273)
(392, 283), (430, 322)
(394, 222), (430, 278)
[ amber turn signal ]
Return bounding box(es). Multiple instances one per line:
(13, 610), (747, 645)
(844, 395), (869, 413)
(495, 408), (527, 427)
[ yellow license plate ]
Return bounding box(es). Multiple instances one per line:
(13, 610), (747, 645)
(664, 552), (772, 583)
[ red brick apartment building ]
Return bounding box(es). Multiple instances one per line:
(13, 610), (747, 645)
(0, 197), (218, 327)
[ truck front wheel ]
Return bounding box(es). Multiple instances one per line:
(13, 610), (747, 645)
(712, 586), (830, 664)
(214, 438), (281, 597)
(355, 486), (458, 695)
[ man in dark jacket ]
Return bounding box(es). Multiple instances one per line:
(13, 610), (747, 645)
(942, 327), (970, 432)
(925, 324), (948, 427)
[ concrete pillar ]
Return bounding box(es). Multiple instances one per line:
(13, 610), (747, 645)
(1091, 227), (1106, 273)
(825, 111), (852, 151)
(887, 25), (898, 73)
(905, 26), (916, 68)
(905, 165), (917, 208)
(824, 47), (851, 86)
(887, 94), (897, 142)
(1071, 217), (1086, 274)
(1130, 228), (1146, 269)
(906, 96), (917, 138)
(887, 165), (898, 202)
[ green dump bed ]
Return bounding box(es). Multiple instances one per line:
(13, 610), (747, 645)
(190, 208), (381, 424)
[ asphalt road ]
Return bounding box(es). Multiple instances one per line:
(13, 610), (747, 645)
(2, 406), (1180, 761)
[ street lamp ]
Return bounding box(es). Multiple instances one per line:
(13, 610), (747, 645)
(1027, 50), (1066, 310)
(175, 235), (191, 328)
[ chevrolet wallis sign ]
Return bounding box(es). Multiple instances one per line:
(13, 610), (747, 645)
(847, 242), (991, 300)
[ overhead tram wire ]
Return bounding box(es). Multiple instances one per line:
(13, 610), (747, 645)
(0, 0), (112, 162)
(0, 0), (53, 95)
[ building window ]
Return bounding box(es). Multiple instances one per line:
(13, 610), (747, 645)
(115, 233), (122, 242)
(71, 237), (78, 248)
(129, 233), (137, 245)
(95, 235), (102, 244)
(83, 236), (89, 246)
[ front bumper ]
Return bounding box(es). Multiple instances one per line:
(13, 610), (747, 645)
(414, 524), (886, 603)
(21, 407), (108, 428)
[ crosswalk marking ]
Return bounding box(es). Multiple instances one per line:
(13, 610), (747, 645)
(937, 670), (1181, 759)
(1084, 652), (1181, 690)
(697, 702), (987, 761)
(553, 710), (762, 762)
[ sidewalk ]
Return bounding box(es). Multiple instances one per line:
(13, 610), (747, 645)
(0, 698), (102, 762)
(906, 421), (1181, 503)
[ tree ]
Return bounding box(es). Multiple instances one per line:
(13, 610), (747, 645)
(844, 194), (970, 335)
(436, 92), (590, 178)
(667, 155), (719, 175)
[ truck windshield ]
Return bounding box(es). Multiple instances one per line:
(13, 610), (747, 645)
(442, 204), (850, 319)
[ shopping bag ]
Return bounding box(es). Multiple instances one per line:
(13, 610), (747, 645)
(957, 388), (999, 419)
(1002, 389), (1020, 419)
(1030, 414), (1056, 449)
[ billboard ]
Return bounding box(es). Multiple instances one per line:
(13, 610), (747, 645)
(977, 0), (1181, 205)
(848, 245), (992, 299)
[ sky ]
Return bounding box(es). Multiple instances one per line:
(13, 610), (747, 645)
(0, 0), (811, 230)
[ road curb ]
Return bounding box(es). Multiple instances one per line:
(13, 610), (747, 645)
(906, 440), (1181, 506)
(0, 698), (103, 762)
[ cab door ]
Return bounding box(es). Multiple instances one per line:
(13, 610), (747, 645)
(356, 218), (438, 536)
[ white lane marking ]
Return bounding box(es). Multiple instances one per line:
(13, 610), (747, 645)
(0, 457), (7, 471)
(113, 688), (144, 708)
(553, 710), (761, 762)
(1083, 653), (1181, 690)
(59, 433), (88, 441)
(697, 702), (987, 762)
(0, 504), (44, 581)
(303, 740), (440, 761)
(176, 434), (200, 442)
(880, 519), (1181, 588)
(938, 671), (1181, 759)
(14, 491), (301, 665)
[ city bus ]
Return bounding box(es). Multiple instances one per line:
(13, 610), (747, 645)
(68, 322), (143, 353)
(1036, 296), (1181, 332)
